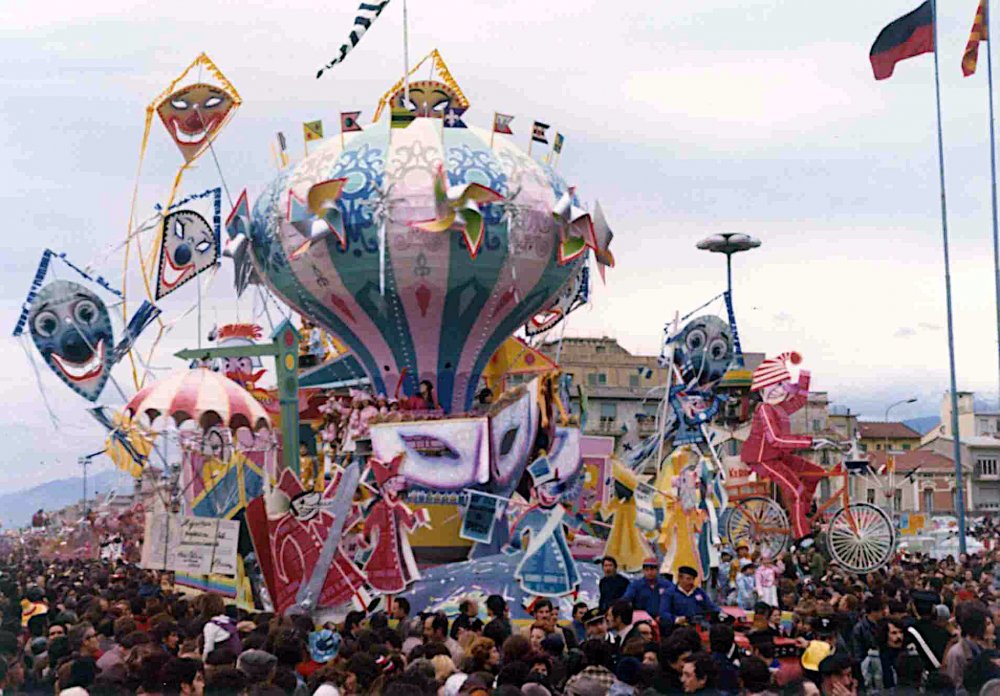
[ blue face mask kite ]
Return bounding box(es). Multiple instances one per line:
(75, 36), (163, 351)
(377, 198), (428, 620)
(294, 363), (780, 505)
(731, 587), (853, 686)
(28, 280), (114, 401)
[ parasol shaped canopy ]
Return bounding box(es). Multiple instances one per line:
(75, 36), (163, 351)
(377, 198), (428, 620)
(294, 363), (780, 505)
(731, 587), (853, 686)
(125, 368), (271, 431)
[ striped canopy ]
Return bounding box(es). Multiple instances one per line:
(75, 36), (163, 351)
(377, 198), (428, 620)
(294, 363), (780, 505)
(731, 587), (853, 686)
(125, 368), (271, 431)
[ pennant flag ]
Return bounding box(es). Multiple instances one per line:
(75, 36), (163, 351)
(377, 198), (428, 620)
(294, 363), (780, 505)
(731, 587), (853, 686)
(963, 0), (989, 76)
(493, 112), (514, 135)
(532, 121), (550, 144)
(390, 106), (416, 129)
(277, 132), (287, 152)
(316, 0), (392, 78)
(340, 111), (362, 133)
(553, 132), (565, 154)
(303, 120), (324, 141)
(870, 1), (934, 80)
(443, 106), (468, 128)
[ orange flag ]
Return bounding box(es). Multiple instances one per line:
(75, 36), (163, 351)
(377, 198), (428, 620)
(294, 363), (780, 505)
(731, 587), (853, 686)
(963, 0), (988, 77)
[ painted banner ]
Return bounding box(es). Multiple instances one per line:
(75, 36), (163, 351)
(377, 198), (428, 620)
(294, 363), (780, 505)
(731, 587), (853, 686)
(140, 513), (240, 576)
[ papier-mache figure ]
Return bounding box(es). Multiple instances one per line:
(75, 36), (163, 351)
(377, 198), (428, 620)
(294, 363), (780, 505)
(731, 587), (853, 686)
(601, 462), (652, 573)
(740, 351), (824, 540)
(265, 468), (370, 614)
(510, 453), (580, 597)
(361, 454), (429, 594)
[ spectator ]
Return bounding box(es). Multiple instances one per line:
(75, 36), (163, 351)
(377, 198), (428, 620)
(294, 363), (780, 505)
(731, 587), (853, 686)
(622, 559), (671, 618)
(599, 557), (631, 611)
(681, 653), (718, 694)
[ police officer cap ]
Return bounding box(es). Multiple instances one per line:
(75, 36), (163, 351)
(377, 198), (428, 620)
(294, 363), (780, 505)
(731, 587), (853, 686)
(583, 608), (605, 625)
(912, 590), (941, 607)
(677, 566), (698, 577)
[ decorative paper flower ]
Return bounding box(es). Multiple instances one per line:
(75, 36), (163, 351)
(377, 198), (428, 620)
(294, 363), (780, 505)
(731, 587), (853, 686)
(287, 178), (349, 260)
(412, 165), (504, 259)
(551, 188), (596, 265)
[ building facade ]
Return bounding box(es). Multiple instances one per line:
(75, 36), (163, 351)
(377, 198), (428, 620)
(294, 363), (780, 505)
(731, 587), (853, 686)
(856, 422), (921, 454)
(860, 450), (971, 514)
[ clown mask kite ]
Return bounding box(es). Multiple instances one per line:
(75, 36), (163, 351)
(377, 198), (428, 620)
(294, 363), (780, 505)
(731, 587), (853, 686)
(156, 210), (220, 299)
(28, 280), (113, 402)
(157, 83), (235, 163)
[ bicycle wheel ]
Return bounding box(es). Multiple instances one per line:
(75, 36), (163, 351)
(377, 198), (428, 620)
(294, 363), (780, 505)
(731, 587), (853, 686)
(826, 503), (895, 574)
(724, 496), (790, 560)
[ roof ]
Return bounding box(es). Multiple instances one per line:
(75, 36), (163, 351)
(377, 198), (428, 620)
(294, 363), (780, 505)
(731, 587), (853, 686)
(924, 435), (1000, 449)
(866, 449), (970, 473)
(857, 421), (921, 440)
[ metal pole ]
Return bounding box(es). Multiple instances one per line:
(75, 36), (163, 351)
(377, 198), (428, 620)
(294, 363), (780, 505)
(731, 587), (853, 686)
(988, 0), (1000, 410)
(932, 0), (968, 552)
(726, 252), (733, 300)
(403, 0), (410, 103)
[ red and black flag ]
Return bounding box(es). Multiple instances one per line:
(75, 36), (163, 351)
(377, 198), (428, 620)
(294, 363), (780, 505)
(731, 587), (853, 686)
(963, 0), (989, 76)
(870, 1), (934, 80)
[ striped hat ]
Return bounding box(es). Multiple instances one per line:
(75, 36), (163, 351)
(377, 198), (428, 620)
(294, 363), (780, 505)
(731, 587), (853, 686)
(751, 351), (801, 392)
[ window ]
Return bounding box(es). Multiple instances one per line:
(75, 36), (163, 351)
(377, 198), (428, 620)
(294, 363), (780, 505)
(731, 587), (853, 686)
(894, 489), (902, 510)
(875, 443), (882, 451)
(726, 439), (741, 456)
(821, 450), (830, 465)
(978, 458), (998, 478)
(812, 419), (821, 432)
(629, 375), (640, 388)
(867, 489), (876, 504)
(599, 402), (617, 420)
(902, 443), (911, 451)
(595, 345), (607, 354)
(642, 403), (658, 418)
(587, 372), (607, 386)
(923, 489), (934, 512)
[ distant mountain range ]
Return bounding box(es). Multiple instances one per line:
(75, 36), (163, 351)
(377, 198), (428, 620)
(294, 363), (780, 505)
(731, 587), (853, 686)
(0, 469), (124, 529)
(904, 416), (940, 436)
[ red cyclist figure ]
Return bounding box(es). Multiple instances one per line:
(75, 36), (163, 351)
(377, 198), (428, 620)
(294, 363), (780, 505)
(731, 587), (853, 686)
(740, 352), (824, 541)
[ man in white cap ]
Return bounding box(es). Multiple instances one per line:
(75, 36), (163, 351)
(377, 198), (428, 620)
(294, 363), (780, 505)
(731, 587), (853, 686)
(740, 351), (824, 541)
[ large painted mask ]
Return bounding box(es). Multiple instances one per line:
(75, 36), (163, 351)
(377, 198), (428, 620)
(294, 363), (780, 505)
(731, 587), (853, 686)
(390, 80), (467, 117)
(28, 280), (113, 401)
(156, 210), (219, 299)
(156, 83), (235, 162)
(672, 315), (734, 389)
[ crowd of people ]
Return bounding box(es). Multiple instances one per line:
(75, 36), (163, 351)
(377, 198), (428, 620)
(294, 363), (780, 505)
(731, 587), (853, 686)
(3, 542), (1000, 695)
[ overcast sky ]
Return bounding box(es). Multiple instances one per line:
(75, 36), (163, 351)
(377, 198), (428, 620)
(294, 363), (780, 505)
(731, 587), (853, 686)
(2, 0), (1000, 489)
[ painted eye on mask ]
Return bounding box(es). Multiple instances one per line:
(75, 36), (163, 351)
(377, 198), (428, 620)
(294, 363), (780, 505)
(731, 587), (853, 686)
(203, 96), (224, 108)
(33, 311), (59, 338)
(708, 337), (729, 360)
(195, 240), (213, 253)
(170, 99), (190, 110)
(685, 328), (706, 352)
(499, 426), (519, 457)
(73, 300), (99, 326)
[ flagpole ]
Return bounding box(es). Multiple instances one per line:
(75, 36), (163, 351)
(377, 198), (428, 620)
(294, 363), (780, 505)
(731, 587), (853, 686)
(932, 0), (968, 552)
(987, 0), (1000, 412)
(403, 0), (410, 104)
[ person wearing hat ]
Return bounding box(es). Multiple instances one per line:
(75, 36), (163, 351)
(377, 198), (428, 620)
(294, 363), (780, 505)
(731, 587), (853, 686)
(622, 558), (673, 619)
(904, 590), (950, 672)
(582, 607), (608, 641)
(740, 352), (825, 541)
(661, 566), (720, 627)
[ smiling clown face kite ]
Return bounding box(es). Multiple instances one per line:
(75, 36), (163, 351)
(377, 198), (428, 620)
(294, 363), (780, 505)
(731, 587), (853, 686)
(156, 83), (235, 163)
(155, 209), (220, 299)
(28, 280), (113, 401)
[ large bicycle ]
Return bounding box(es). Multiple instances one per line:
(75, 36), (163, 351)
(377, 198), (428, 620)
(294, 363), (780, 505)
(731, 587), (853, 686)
(724, 462), (895, 574)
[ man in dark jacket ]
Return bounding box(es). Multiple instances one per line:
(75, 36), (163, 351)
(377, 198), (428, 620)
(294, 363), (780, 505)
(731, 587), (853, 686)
(623, 559), (672, 618)
(598, 556), (630, 611)
(904, 591), (950, 672)
(709, 623), (739, 695)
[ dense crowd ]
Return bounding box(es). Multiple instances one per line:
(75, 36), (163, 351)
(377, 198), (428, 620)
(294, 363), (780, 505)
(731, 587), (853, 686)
(3, 543), (1000, 696)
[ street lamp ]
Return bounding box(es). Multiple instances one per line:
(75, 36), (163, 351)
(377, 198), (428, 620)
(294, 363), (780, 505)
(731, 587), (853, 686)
(696, 233), (762, 299)
(884, 397), (917, 516)
(884, 397), (918, 446)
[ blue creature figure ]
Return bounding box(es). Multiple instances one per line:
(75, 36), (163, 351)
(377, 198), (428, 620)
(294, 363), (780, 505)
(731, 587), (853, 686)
(28, 280), (114, 401)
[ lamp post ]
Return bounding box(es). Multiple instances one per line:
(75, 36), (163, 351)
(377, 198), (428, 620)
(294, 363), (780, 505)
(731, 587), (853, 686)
(884, 397), (917, 516)
(696, 233), (762, 300)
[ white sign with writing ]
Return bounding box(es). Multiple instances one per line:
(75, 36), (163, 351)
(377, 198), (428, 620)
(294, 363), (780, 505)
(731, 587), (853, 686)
(140, 513), (239, 576)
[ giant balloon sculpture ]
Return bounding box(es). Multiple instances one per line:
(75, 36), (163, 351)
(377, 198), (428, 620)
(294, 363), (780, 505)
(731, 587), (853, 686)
(239, 103), (602, 413)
